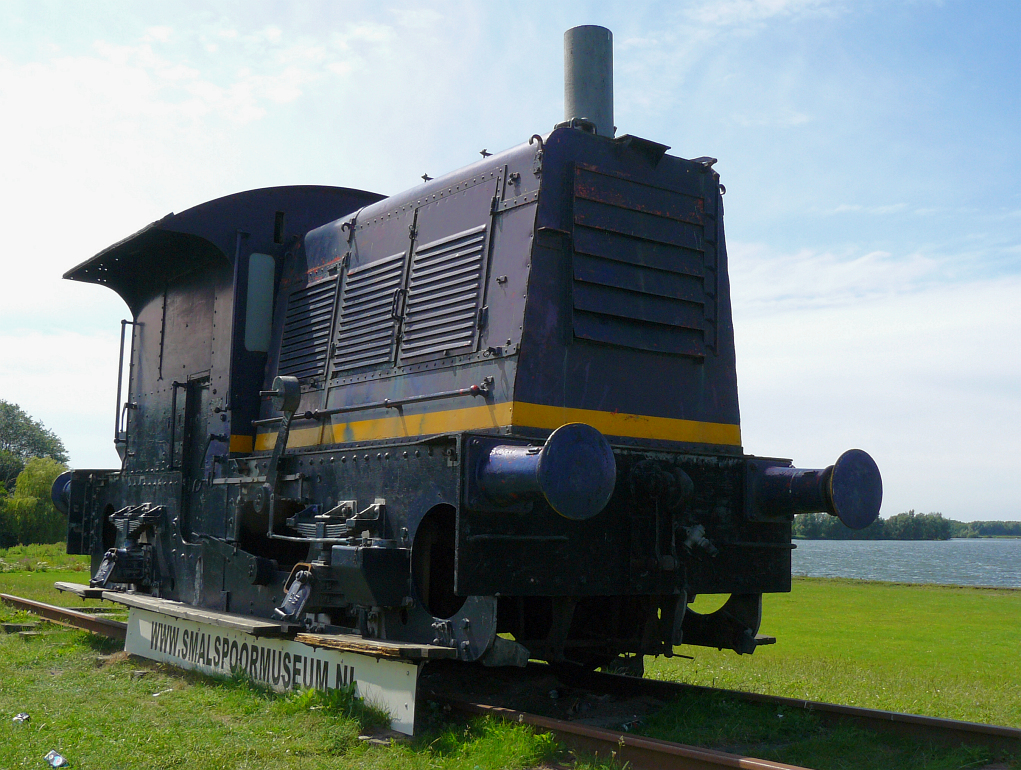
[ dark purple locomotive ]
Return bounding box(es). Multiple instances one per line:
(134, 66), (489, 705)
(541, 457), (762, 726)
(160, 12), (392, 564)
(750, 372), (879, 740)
(54, 27), (881, 671)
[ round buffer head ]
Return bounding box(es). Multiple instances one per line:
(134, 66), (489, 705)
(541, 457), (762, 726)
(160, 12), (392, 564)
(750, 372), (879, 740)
(829, 449), (883, 530)
(537, 423), (617, 521)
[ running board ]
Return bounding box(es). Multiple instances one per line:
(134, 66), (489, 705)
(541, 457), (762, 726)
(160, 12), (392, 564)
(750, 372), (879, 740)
(54, 581), (106, 599)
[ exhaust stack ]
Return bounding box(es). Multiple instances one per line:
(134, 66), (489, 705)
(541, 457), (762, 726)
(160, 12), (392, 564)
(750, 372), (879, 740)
(564, 25), (614, 137)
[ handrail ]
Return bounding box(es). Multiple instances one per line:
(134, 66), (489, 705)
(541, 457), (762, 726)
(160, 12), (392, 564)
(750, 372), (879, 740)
(306, 378), (493, 421)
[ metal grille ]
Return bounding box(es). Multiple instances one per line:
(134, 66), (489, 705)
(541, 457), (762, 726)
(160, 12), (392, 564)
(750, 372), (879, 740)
(331, 251), (406, 374)
(572, 165), (709, 359)
(398, 224), (486, 362)
(278, 277), (338, 380)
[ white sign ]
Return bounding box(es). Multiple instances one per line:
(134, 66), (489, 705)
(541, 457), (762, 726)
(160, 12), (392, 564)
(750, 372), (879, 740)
(125, 607), (420, 734)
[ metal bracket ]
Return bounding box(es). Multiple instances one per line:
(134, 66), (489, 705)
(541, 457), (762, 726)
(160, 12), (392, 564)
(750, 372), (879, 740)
(495, 190), (539, 212)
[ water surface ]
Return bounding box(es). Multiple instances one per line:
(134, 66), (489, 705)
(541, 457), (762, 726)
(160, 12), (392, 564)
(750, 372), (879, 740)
(791, 538), (1021, 588)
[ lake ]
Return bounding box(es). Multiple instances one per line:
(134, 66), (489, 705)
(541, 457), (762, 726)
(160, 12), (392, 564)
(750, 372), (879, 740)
(791, 538), (1021, 588)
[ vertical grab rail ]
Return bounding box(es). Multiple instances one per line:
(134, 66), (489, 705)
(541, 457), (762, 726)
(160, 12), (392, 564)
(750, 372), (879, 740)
(168, 381), (187, 471)
(114, 320), (137, 451)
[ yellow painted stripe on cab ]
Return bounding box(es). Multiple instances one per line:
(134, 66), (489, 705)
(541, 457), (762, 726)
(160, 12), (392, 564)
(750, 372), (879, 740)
(229, 434), (254, 453)
(252, 401), (740, 452)
(510, 402), (742, 447)
(254, 402), (515, 452)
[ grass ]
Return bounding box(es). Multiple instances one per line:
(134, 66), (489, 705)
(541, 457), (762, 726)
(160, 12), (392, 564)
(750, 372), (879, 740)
(0, 569), (575, 770)
(639, 689), (1006, 770)
(0, 542), (90, 573)
(639, 577), (1020, 769)
(647, 578), (1021, 728)
(2, 556), (1017, 769)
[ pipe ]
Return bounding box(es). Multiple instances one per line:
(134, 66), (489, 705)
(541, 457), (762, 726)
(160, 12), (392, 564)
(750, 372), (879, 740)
(564, 26), (614, 137)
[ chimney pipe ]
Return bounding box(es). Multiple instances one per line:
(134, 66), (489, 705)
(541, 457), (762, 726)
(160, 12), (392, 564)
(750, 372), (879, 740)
(563, 25), (614, 137)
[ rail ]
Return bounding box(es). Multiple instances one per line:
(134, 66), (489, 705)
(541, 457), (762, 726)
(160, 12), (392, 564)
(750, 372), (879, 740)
(581, 668), (1021, 755)
(434, 694), (811, 770)
(0, 593), (127, 641)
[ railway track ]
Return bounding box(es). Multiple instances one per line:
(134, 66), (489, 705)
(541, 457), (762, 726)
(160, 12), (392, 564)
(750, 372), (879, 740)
(435, 694), (813, 769)
(578, 666), (1021, 755)
(3, 593), (1017, 769)
(424, 662), (1020, 769)
(0, 593), (126, 640)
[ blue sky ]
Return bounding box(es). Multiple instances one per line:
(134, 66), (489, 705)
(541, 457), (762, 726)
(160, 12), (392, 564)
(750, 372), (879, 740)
(0, 0), (1017, 520)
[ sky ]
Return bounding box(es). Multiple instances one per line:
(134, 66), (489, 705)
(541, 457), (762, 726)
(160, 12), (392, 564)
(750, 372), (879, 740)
(0, 0), (1017, 521)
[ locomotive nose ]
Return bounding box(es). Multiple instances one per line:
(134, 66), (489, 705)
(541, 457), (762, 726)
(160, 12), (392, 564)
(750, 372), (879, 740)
(476, 423), (617, 520)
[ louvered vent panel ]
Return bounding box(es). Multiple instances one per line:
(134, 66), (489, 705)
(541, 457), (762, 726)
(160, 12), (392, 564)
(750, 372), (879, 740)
(331, 252), (405, 374)
(572, 166), (709, 359)
(398, 224), (486, 362)
(278, 277), (338, 380)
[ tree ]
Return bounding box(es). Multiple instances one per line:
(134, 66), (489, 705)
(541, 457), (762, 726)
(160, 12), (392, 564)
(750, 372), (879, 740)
(0, 401), (68, 466)
(0, 450), (24, 493)
(0, 457), (68, 547)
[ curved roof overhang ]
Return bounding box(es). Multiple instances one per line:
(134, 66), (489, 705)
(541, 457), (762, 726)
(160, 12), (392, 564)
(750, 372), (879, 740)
(65, 184), (384, 315)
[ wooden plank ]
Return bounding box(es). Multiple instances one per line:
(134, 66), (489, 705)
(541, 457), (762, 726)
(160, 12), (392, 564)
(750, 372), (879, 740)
(54, 581), (106, 599)
(101, 592), (292, 637)
(296, 632), (458, 661)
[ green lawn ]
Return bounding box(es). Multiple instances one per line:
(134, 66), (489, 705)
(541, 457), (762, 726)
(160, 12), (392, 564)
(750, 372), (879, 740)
(0, 569), (567, 770)
(648, 578), (1021, 727)
(1, 564), (1017, 769)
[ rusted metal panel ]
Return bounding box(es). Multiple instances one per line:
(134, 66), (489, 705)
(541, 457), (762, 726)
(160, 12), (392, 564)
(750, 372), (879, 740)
(574, 226), (704, 274)
(573, 253), (705, 302)
(575, 165), (705, 225)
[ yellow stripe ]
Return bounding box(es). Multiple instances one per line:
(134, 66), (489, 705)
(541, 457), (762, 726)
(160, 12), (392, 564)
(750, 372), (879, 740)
(253, 401), (740, 452)
(510, 402), (742, 446)
(229, 435), (254, 453)
(255, 403), (515, 451)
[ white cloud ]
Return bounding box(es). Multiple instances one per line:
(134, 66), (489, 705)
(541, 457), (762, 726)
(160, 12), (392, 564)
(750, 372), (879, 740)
(143, 26), (173, 43)
(0, 330), (122, 470)
(734, 261), (1020, 520)
(687, 0), (841, 26)
(727, 241), (954, 312)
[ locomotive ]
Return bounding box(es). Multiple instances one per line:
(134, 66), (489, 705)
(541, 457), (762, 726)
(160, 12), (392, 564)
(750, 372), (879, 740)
(53, 26), (881, 672)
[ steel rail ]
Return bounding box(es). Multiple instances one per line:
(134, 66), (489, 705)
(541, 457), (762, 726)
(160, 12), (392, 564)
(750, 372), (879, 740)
(433, 694), (812, 770)
(1, 593), (127, 641)
(578, 668), (1021, 755)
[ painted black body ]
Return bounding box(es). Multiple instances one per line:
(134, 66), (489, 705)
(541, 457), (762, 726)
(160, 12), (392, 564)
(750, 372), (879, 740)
(61, 126), (881, 668)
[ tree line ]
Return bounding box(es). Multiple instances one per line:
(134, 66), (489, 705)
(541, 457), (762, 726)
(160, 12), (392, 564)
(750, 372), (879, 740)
(0, 401), (68, 547)
(793, 510), (1021, 540)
